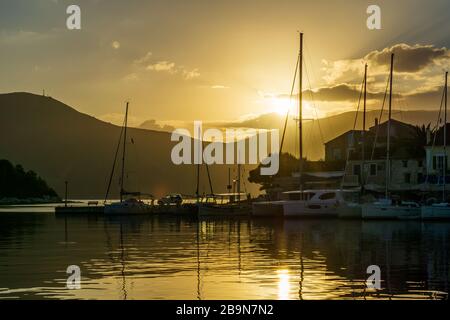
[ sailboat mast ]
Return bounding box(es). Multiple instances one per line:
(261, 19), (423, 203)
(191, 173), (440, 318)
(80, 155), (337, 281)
(120, 102), (129, 202)
(196, 126), (201, 203)
(299, 32), (303, 193)
(443, 71), (448, 202)
(386, 54), (394, 199)
(237, 164), (241, 203)
(362, 63), (367, 190)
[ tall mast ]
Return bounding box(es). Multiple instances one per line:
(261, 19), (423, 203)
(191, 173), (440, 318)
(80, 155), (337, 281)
(386, 53), (394, 199)
(443, 71), (448, 202)
(362, 63), (367, 191)
(120, 102), (129, 202)
(237, 164), (241, 203)
(299, 32), (303, 193)
(196, 126), (201, 203)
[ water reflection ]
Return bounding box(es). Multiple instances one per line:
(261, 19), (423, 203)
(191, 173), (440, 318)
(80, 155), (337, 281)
(277, 269), (290, 300)
(0, 212), (448, 300)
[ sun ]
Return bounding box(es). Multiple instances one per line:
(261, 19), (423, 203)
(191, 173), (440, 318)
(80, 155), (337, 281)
(269, 96), (296, 115)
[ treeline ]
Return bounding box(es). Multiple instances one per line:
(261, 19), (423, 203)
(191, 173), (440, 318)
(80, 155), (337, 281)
(0, 159), (58, 199)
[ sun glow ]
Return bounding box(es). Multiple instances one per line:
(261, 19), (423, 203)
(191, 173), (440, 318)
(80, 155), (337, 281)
(267, 96), (316, 119)
(268, 96), (296, 115)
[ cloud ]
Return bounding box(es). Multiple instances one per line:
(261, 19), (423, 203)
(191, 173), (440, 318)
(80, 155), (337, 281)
(316, 43), (449, 110)
(112, 41), (120, 49)
(97, 113), (141, 127)
(403, 87), (443, 108)
(145, 60), (200, 80)
(304, 84), (386, 102)
(367, 44), (448, 73)
(211, 85), (230, 89)
(146, 61), (177, 73)
(123, 73), (139, 82)
(133, 52), (200, 80)
(133, 51), (153, 65)
(139, 119), (175, 132)
(182, 68), (200, 80)
(322, 43), (450, 84)
(267, 84), (388, 103)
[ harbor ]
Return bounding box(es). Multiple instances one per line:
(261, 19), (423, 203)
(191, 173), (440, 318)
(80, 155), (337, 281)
(54, 33), (450, 222)
(1, 0), (450, 304)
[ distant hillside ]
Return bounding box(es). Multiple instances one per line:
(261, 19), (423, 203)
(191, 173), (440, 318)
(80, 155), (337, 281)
(211, 109), (439, 160)
(0, 93), (259, 198)
(0, 159), (58, 200)
(139, 109), (439, 161)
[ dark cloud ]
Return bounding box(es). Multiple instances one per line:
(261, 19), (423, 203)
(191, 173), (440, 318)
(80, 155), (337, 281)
(303, 84), (388, 102)
(365, 43), (448, 73)
(139, 119), (175, 132)
(275, 84), (391, 102)
(404, 87), (443, 108)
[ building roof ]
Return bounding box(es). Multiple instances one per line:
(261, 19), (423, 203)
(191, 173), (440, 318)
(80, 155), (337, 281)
(324, 129), (367, 146)
(369, 119), (416, 138)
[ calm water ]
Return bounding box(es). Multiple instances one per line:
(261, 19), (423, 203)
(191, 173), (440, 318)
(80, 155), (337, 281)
(0, 205), (449, 300)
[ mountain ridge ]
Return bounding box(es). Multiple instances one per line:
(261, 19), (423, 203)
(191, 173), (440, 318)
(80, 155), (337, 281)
(0, 92), (259, 198)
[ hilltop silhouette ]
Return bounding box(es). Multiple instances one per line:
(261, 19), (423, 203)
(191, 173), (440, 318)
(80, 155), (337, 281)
(0, 92), (259, 199)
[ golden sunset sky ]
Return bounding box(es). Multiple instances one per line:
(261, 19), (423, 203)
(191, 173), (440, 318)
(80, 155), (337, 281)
(0, 0), (449, 127)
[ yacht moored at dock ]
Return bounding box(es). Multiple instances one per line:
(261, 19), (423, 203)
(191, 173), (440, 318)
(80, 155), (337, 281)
(362, 199), (421, 220)
(421, 72), (450, 220)
(197, 193), (250, 216)
(421, 203), (450, 219)
(103, 102), (153, 215)
(104, 197), (153, 215)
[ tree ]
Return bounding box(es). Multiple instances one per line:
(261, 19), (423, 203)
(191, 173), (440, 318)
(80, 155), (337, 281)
(0, 159), (58, 199)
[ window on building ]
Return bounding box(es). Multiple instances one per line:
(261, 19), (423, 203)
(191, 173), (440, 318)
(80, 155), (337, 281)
(347, 133), (354, 147)
(370, 163), (377, 176)
(353, 164), (361, 176)
(433, 155), (447, 171)
(404, 173), (411, 184)
(418, 160), (423, 168)
(332, 148), (342, 160)
(402, 160), (408, 168)
(418, 173), (424, 183)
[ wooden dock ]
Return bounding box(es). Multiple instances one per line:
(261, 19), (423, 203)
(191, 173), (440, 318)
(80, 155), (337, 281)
(55, 206), (105, 214)
(55, 203), (198, 216)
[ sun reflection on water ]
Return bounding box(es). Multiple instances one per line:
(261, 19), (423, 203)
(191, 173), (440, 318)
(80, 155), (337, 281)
(277, 269), (290, 300)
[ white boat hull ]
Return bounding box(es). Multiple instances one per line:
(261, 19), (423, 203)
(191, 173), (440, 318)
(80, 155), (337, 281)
(421, 205), (450, 219)
(283, 200), (339, 218)
(362, 204), (421, 220)
(104, 201), (153, 215)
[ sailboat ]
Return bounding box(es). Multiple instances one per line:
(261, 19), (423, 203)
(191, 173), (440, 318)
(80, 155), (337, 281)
(422, 71), (450, 219)
(252, 33), (351, 218)
(104, 102), (153, 215)
(197, 163), (250, 216)
(337, 64), (369, 219)
(361, 53), (421, 219)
